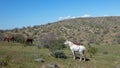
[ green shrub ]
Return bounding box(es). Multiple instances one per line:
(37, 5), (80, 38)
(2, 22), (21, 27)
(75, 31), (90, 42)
(48, 39), (66, 52)
(51, 50), (67, 59)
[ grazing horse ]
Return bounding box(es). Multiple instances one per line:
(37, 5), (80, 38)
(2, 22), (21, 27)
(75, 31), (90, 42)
(64, 40), (86, 61)
(25, 38), (34, 44)
(4, 36), (15, 42)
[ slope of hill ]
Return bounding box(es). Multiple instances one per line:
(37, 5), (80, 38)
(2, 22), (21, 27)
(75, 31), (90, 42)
(1, 16), (120, 45)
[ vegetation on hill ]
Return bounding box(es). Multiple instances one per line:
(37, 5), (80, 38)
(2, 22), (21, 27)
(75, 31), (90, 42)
(0, 16), (120, 68)
(0, 16), (120, 45)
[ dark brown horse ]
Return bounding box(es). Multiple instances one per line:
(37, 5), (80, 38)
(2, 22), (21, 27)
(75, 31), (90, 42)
(4, 36), (15, 42)
(25, 38), (34, 44)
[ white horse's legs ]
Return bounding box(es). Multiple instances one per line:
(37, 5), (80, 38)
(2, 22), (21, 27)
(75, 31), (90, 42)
(79, 50), (86, 61)
(80, 50), (86, 61)
(83, 50), (86, 62)
(79, 53), (83, 61)
(72, 51), (76, 60)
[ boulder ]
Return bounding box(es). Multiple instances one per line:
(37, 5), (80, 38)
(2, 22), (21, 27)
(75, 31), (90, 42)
(47, 63), (59, 68)
(34, 58), (45, 63)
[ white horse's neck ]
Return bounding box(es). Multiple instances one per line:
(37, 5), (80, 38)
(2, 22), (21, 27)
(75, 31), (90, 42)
(68, 41), (74, 47)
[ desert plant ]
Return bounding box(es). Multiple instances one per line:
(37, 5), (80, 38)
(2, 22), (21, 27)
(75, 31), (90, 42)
(51, 50), (67, 59)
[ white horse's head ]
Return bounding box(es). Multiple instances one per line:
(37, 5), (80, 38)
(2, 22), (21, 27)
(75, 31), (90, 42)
(64, 40), (71, 45)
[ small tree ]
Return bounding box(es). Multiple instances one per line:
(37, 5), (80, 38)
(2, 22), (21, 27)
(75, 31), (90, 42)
(38, 32), (67, 58)
(48, 39), (67, 59)
(38, 32), (57, 48)
(48, 39), (66, 51)
(13, 34), (25, 44)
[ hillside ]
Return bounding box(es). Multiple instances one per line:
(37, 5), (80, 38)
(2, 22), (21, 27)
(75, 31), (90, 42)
(0, 16), (120, 45)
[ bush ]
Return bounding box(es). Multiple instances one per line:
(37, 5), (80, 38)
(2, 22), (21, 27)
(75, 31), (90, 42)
(51, 50), (67, 59)
(88, 45), (98, 58)
(46, 39), (67, 59)
(38, 32), (67, 58)
(13, 34), (25, 44)
(38, 32), (66, 49)
(48, 39), (66, 51)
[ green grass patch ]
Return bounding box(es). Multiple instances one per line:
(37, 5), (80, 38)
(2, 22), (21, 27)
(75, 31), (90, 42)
(0, 42), (120, 68)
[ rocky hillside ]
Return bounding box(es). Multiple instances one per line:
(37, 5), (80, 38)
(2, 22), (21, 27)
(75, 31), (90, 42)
(0, 16), (120, 45)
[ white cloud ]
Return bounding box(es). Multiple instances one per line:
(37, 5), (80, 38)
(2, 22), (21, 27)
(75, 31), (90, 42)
(58, 14), (92, 20)
(103, 15), (109, 17)
(81, 14), (91, 17)
(58, 16), (77, 20)
(58, 17), (63, 20)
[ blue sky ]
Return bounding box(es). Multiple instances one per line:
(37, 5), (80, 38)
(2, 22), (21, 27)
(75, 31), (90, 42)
(0, 0), (120, 29)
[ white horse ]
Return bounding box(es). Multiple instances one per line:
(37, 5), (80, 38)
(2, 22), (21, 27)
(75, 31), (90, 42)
(64, 40), (86, 61)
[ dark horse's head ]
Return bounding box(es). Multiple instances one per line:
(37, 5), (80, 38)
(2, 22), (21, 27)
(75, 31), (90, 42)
(25, 38), (34, 44)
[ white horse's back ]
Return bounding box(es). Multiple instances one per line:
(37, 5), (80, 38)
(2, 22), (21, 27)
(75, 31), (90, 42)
(70, 44), (86, 51)
(79, 45), (86, 51)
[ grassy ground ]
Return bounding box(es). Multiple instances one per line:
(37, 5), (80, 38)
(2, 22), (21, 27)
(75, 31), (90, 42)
(0, 42), (120, 68)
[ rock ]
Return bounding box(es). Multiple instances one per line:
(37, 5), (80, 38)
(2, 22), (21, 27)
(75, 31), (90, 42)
(116, 64), (120, 68)
(103, 51), (108, 55)
(34, 58), (45, 63)
(47, 63), (59, 68)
